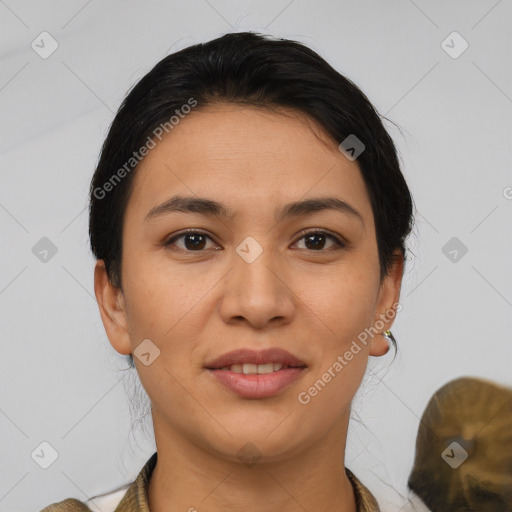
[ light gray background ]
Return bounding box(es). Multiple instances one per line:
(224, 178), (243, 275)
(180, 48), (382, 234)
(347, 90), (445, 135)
(1, 1), (511, 511)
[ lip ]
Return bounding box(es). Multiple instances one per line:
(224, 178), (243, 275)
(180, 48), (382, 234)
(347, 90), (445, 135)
(204, 348), (307, 369)
(207, 367), (306, 399)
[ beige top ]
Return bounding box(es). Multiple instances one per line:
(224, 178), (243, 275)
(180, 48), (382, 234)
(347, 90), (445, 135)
(40, 452), (381, 512)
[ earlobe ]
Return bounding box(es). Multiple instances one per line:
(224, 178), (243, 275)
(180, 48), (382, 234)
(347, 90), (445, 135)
(370, 333), (391, 357)
(93, 260), (132, 356)
(369, 251), (404, 357)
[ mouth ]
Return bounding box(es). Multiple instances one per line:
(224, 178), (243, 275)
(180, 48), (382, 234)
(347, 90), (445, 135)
(204, 348), (308, 399)
(209, 362), (306, 374)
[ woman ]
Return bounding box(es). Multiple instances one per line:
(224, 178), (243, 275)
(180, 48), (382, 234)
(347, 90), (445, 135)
(42, 31), (414, 512)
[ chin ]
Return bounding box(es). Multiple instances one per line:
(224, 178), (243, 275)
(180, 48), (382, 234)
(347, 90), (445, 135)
(198, 416), (316, 462)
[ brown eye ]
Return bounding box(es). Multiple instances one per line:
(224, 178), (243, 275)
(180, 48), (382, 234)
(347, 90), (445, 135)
(164, 229), (345, 253)
(294, 230), (345, 251)
(164, 230), (219, 251)
(181, 233), (207, 250)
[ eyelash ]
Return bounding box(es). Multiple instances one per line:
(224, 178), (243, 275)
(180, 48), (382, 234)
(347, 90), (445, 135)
(163, 228), (346, 252)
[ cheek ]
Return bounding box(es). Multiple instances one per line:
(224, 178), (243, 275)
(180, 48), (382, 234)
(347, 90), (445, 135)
(302, 265), (378, 344)
(121, 259), (210, 385)
(121, 250), (191, 337)
(299, 269), (378, 402)
(295, 322), (369, 435)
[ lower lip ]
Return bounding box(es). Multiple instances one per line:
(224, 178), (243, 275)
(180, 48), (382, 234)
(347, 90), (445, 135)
(206, 368), (306, 398)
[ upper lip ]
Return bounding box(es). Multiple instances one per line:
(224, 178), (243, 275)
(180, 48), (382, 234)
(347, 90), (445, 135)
(205, 348), (307, 369)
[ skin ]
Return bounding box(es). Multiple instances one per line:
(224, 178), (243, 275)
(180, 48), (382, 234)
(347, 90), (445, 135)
(94, 103), (403, 512)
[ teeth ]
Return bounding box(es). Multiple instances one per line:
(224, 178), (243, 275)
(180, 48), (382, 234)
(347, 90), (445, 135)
(221, 363), (286, 374)
(252, 363), (273, 374)
(243, 363), (258, 374)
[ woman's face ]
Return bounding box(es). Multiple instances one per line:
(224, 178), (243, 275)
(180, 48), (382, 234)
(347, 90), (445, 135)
(95, 103), (402, 462)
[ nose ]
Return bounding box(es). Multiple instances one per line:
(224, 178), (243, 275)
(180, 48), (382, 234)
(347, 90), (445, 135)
(219, 242), (295, 330)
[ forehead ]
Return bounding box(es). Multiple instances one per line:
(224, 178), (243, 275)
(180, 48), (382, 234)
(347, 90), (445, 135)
(151, 103), (338, 163)
(127, 103), (373, 223)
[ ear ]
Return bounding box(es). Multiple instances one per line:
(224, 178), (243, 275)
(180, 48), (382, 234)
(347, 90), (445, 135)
(369, 251), (404, 357)
(94, 260), (132, 356)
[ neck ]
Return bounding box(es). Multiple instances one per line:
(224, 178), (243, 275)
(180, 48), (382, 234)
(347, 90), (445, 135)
(147, 409), (357, 512)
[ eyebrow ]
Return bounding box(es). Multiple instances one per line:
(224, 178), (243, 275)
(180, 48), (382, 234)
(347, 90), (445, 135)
(145, 194), (364, 226)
